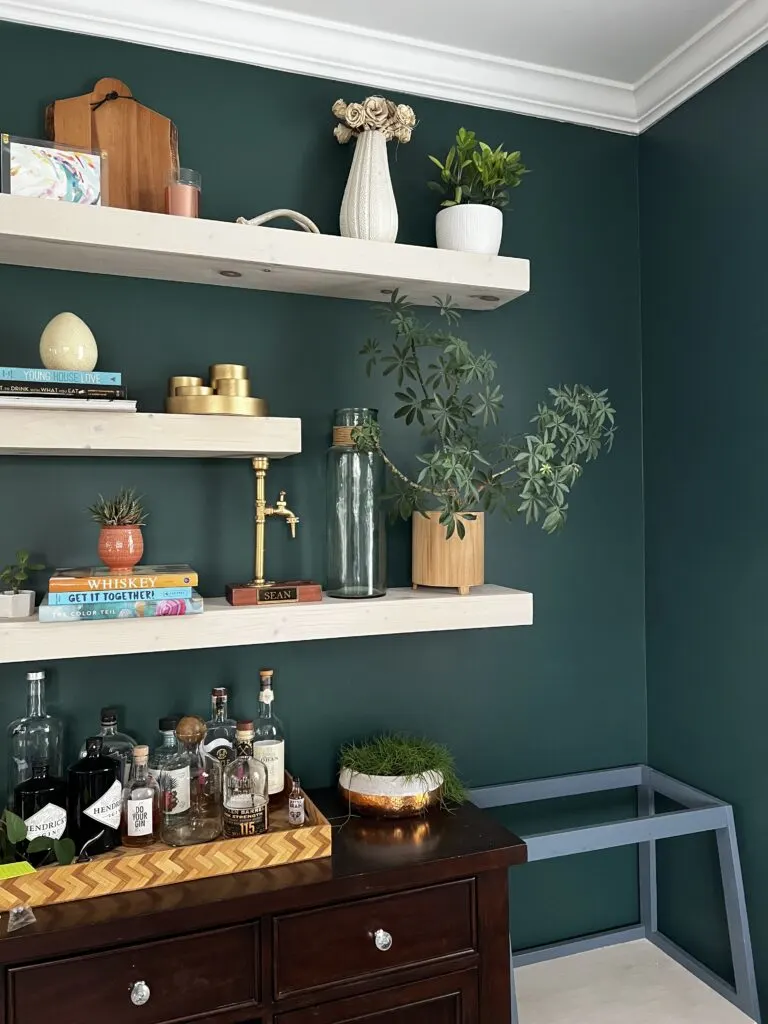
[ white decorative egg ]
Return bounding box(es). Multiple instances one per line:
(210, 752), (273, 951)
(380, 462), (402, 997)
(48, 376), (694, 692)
(39, 312), (98, 371)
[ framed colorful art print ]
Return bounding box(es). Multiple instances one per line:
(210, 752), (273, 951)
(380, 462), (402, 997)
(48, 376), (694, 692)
(0, 135), (106, 205)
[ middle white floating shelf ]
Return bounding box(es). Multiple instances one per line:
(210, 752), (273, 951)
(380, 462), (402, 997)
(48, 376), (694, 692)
(0, 587), (533, 664)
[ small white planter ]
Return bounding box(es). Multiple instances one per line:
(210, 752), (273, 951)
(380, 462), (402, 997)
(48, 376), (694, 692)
(435, 204), (503, 255)
(0, 590), (35, 619)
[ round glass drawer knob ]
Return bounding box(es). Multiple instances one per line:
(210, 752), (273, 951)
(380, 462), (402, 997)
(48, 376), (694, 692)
(374, 928), (393, 951)
(130, 980), (151, 1006)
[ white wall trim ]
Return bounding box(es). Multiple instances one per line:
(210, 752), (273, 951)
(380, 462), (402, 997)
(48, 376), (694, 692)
(0, 0), (767, 133)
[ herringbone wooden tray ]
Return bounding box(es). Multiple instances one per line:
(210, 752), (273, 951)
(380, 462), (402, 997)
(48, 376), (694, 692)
(0, 789), (331, 910)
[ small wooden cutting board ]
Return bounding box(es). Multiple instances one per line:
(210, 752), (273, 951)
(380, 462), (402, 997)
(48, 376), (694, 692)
(46, 78), (179, 212)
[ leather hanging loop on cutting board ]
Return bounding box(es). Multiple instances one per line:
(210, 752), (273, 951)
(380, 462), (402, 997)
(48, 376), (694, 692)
(45, 78), (180, 213)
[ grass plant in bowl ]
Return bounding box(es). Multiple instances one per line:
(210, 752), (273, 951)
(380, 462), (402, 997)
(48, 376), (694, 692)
(339, 734), (466, 818)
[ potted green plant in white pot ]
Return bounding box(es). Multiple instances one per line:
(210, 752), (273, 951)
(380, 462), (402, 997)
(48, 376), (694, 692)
(0, 550), (43, 619)
(429, 127), (528, 255)
(357, 294), (616, 592)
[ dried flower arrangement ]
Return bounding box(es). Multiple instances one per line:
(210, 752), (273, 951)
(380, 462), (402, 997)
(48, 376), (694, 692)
(332, 96), (417, 144)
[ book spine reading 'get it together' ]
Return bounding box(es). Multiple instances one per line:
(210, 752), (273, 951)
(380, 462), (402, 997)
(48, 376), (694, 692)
(0, 367), (122, 386)
(48, 587), (193, 606)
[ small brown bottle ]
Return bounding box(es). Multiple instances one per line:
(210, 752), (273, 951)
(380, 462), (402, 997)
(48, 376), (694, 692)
(121, 745), (160, 848)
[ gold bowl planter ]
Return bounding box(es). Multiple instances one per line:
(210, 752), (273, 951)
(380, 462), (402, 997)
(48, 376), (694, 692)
(338, 768), (443, 818)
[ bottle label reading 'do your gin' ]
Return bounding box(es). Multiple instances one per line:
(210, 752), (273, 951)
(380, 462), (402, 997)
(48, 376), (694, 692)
(253, 740), (285, 795)
(24, 802), (67, 840)
(84, 780), (122, 829)
(127, 797), (154, 837)
(148, 766), (190, 815)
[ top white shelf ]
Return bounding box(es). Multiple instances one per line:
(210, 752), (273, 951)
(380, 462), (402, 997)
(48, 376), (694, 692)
(0, 196), (530, 310)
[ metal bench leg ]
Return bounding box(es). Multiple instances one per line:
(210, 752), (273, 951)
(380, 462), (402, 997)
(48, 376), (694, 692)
(716, 809), (761, 1022)
(509, 935), (520, 1024)
(637, 782), (658, 934)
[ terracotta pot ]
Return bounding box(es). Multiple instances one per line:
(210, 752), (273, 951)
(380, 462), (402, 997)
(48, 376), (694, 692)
(411, 511), (484, 596)
(98, 525), (144, 572)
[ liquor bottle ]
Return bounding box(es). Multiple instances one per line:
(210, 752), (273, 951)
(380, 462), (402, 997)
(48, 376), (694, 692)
(252, 669), (285, 802)
(203, 687), (236, 773)
(68, 737), (122, 857)
(161, 716), (222, 847)
(288, 777), (306, 827)
(13, 760), (67, 846)
(148, 717), (190, 827)
(6, 670), (64, 806)
(222, 742), (268, 839)
(121, 745), (160, 848)
(78, 707), (137, 785)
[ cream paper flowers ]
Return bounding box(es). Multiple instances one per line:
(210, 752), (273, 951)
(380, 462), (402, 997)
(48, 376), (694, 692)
(332, 96), (416, 143)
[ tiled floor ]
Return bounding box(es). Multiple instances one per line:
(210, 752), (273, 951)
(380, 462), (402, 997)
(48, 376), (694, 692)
(515, 940), (754, 1024)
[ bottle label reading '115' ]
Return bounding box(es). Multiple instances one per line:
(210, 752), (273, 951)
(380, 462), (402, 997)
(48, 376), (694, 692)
(84, 780), (122, 830)
(223, 800), (267, 838)
(253, 740), (285, 795)
(127, 797), (154, 837)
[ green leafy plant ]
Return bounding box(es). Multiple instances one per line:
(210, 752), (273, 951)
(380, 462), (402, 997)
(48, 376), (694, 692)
(0, 550), (44, 594)
(340, 734), (466, 806)
(428, 127), (528, 209)
(89, 488), (147, 526)
(357, 293), (616, 538)
(0, 809), (75, 867)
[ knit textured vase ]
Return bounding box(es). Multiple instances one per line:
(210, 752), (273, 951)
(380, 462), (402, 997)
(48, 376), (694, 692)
(339, 129), (398, 243)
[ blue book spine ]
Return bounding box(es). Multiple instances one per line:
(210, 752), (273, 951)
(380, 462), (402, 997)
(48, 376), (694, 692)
(48, 586), (193, 606)
(39, 594), (203, 621)
(0, 367), (122, 386)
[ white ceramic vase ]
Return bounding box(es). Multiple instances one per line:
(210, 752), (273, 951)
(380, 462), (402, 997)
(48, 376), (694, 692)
(340, 130), (398, 243)
(0, 591), (35, 619)
(435, 204), (503, 255)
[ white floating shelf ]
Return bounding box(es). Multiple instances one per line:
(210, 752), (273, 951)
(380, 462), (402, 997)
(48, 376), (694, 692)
(0, 196), (530, 310)
(0, 586), (533, 664)
(0, 409), (301, 458)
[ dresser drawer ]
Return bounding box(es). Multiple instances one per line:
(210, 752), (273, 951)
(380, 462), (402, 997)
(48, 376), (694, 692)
(8, 924), (258, 1024)
(273, 879), (476, 997)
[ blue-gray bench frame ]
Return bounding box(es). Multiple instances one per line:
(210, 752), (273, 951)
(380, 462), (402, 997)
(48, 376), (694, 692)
(470, 764), (760, 1023)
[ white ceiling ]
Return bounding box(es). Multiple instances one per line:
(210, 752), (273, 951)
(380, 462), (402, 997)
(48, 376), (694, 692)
(252, 0), (734, 84)
(1, 0), (768, 131)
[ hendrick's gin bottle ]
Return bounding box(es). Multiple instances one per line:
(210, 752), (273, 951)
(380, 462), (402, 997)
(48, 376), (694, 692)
(14, 760), (67, 864)
(68, 737), (122, 857)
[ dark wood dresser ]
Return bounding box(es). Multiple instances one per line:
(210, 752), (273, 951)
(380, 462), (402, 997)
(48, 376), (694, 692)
(0, 794), (526, 1024)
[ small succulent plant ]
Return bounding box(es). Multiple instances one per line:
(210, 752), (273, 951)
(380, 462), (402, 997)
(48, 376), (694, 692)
(89, 488), (148, 527)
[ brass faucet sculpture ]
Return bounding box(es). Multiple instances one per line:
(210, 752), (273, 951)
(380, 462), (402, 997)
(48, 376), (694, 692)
(251, 456), (299, 586)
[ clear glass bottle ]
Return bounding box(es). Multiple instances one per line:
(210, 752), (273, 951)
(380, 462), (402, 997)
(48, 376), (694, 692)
(67, 737), (122, 857)
(161, 716), (222, 847)
(326, 407), (386, 599)
(203, 687), (236, 775)
(148, 717), (190, 827)
(121, 745), (160, 848)
(288, 776), (306, 827)
(252, 669), (285, 803)
(7, 670), (64, 806)
(14, 760), (68, 862)
(223, 737), (269, 839)
(78, 707), (137, 786)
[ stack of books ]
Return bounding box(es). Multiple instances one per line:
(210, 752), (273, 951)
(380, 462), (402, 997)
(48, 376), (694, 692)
(0, 366), (136, 412)
(38, 565), (204, 622)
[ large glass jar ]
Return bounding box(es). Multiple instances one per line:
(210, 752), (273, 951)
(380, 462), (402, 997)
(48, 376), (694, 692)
(326, 408), (386, 598)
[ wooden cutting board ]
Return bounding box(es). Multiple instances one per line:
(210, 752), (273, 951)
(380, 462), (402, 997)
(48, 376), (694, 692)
(46, 78), (179, 213)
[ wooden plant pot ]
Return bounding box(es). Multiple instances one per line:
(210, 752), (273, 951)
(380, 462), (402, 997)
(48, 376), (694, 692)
(411, 511), (484, 596)
(98, 525), (144, 572)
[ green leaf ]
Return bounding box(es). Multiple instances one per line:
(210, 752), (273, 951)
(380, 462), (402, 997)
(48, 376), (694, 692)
(53, 838), (76, 865)
(26, 836), (53, 854)
(4, 811), (26, 844)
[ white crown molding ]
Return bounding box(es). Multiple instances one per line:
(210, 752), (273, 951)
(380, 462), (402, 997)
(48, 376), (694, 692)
(634, 0), (768, 131)
(0, 0), (767, 134)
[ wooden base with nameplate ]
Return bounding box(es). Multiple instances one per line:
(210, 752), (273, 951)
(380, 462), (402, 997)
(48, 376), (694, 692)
(226, 581), (323, 606)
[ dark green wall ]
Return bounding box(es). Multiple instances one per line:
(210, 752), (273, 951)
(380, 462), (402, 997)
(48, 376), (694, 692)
(641, 46), (768, 1002)
(0, 22), (645, 948)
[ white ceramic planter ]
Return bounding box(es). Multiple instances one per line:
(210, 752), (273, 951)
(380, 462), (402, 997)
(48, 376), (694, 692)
(339, 129), (398, 243)
(435, 204), (503, 255)
(0, 590), (35, 619)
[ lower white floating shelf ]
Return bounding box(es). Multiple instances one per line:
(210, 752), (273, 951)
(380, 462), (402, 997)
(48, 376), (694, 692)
(0, 585), (533, 664)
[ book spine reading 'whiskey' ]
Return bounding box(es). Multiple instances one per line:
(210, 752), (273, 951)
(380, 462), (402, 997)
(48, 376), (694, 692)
(0, 367), (122, 385)
(48, 587), (193, 606)
(49, 571), (198, 592)
(39, 594), (204, 621)
(0, 382), (127, 400)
